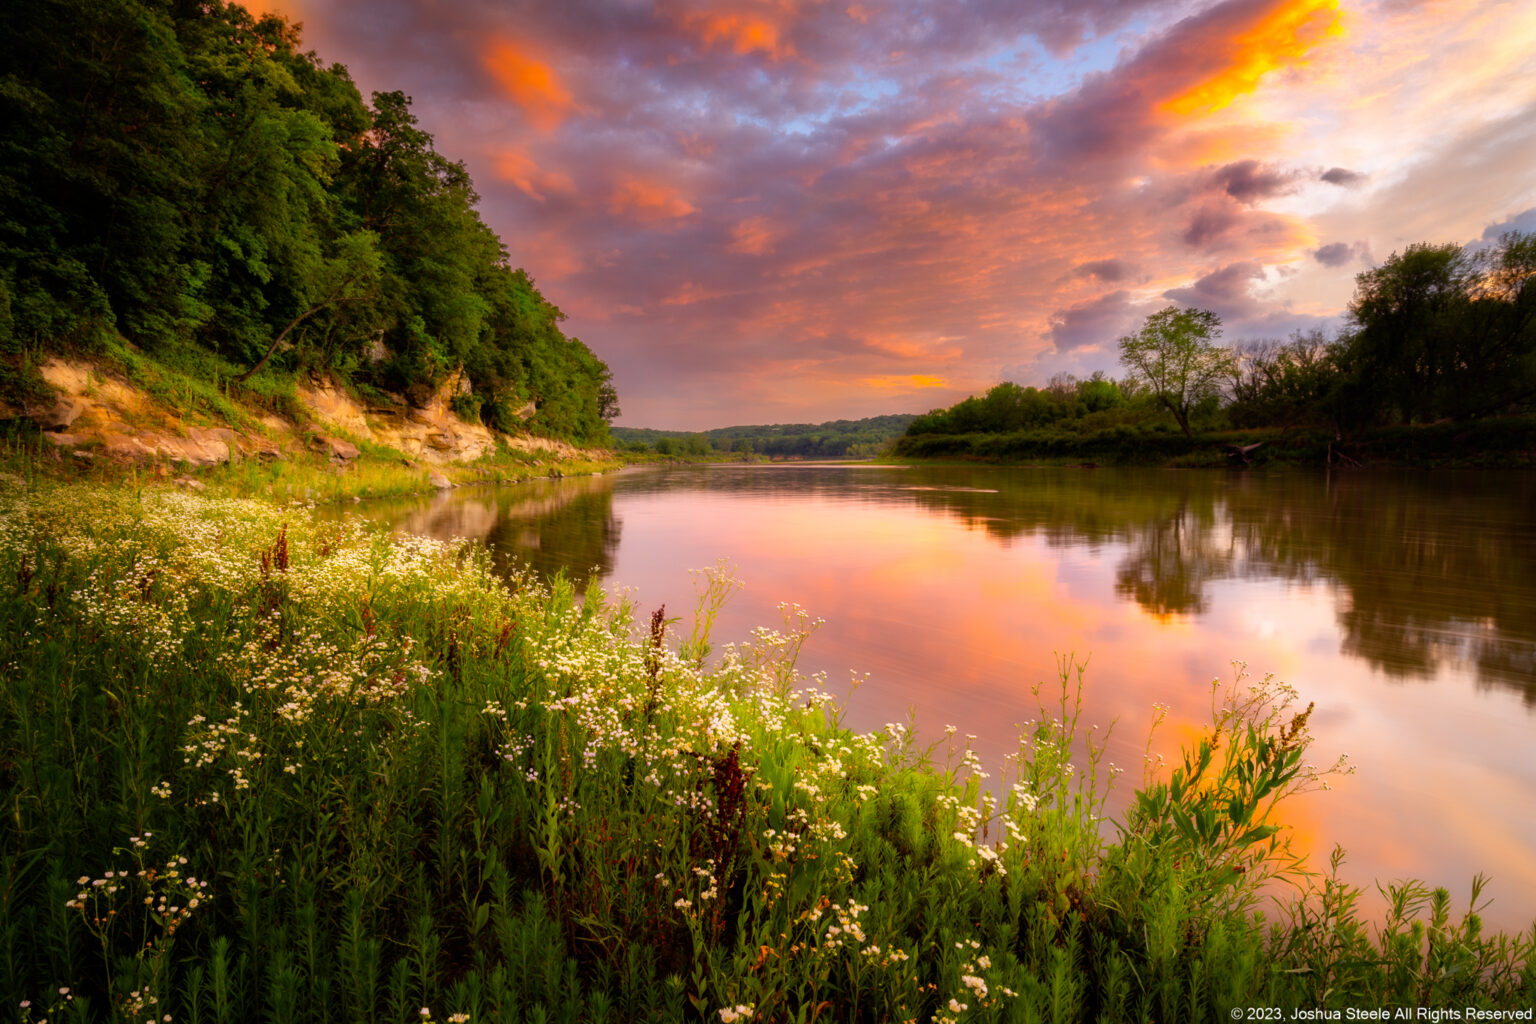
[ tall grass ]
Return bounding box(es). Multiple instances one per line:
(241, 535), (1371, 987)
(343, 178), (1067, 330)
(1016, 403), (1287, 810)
(0, 477), (1531, 1022)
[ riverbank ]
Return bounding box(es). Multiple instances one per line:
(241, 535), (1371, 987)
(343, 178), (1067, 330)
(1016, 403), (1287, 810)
(891, 416), (1536, 468)
(3, 352), (622, 504)
(1, 476), (1530, 1021)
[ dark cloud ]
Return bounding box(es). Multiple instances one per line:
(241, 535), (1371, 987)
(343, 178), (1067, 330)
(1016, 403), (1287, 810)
(1163, 261), (1265, 319)
(1182, 203), (1242, 247)
(1048, 290), (1140, 351)
(1320, 166), (1366, 186)
(1071, 258), (1133, 282)
(1480, 206), (1536, 241)
(1212, 160), (1295, 204)
(1313, 241), (1357, 267)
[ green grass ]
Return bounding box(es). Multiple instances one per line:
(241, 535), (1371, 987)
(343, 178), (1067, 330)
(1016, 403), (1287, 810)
(0, 478), (1531, 1023)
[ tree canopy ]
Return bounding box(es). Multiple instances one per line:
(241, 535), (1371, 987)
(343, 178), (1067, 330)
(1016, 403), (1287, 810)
(1345, 234), (1536, 424)
(0, 0), (616, 445)
(1117, 306), (1233, 438)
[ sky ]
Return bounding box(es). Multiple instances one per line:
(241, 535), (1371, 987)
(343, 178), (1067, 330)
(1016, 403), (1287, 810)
(256, 0), (1536, 429)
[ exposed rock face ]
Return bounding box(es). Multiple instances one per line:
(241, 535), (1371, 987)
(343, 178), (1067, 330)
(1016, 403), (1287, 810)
(30, 359), (236, 467)
(24, 357), (577, 472)
(292, 370), (496, 464)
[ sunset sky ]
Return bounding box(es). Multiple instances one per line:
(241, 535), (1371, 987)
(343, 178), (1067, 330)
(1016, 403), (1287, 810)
(260, 0), (1536, 428)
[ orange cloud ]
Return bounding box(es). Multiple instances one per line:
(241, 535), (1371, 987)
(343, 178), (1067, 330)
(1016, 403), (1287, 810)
(482, 39), (576, 133)
(491, 148), (577, 202)
(1162, 0), (1344, 117)
(610, 176), (698, 223)
(859, 374), (949, 390)
(681, 8), (797, 61)
(727, 216), (786, 255)
(1158, 122), (1291, 167)
(661, 281), (731, 306)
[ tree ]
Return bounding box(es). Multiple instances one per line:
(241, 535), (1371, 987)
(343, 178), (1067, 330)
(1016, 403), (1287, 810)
(1342, 234), (1536, 422)
(1346, 242), (1470, 423)
(234, 229), (381, 382)
(1117, 306), (1233, 437)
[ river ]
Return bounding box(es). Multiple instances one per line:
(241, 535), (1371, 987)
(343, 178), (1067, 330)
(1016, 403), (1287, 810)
(343, 463), (1536, 932)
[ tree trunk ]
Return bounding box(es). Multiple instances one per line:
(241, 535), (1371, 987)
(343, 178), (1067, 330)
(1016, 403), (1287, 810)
(232, 304), (325, 384)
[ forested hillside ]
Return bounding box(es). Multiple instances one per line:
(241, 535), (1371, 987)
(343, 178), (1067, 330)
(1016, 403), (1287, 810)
(0, 0), (616, 444)
(613, 414), (917, 458)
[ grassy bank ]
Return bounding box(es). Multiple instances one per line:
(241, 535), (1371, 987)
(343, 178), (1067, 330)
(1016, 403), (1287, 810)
(891, 417), (1536, 469)
(0, 478), (1531, 1023)
(2, 426), (621, 506)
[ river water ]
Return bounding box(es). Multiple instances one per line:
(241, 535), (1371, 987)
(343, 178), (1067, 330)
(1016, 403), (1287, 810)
(345, 463), (1536, 931)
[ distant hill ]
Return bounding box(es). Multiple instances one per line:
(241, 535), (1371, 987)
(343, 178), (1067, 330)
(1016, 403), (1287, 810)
(613, 414), (918, 458)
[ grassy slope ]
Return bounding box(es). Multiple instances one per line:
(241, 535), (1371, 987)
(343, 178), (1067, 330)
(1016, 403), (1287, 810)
(0, 476), (1531, 1022)
(7, 344), (620, 503)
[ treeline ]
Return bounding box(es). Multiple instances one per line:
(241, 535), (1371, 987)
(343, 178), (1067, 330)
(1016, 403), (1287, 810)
(613, 414), (917, 458)
(0, 0), (616, 444)
(905, 375), (1132, 436)
(901, 233), (1536, 456)
(1233, 235), (1535, 430)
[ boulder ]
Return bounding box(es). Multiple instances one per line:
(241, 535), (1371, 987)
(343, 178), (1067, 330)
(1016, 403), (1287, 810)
(428, 472), (453, 490)
(35, 397), (87, 432)
(309, 432), (360, 462)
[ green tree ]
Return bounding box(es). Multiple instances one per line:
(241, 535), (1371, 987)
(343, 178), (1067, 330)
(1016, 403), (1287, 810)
(1117, 306), (1233, 438)
(1229, 331), (1346, 431)
(1345, 242), (1471, 423)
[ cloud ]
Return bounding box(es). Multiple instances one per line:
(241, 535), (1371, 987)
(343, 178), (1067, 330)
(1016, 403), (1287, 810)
(1048, 290), (1142, 352)
(1072, 259), (1134, 282)
(1320, 166), (1366, 186)
(1212, 159), (1296, 203)
(491, 148), (578, 202)
(1028, 0), (1347, 167)
(1159, 0), (1344, 117)
(1163, 261), (1267, 319)
(609, 176), (698, 223)
(481, 38), (576, 133)
(1480, 206), (1536, 241)
(1183, 203), (1244, 247)
(677, 8), (797, 62)
(859, 374), (950, 391)
(727, 216), (788, 255)
(1313, 241), (1359, 266)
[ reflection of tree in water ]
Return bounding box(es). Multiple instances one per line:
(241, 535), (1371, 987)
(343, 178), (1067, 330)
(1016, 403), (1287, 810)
(359, 466), (1536, 703)
(352, 476), (621, 591)
(844, 465), (1536, 704)
(1112, 500), (1231, 616)
(482, 487), (620, 589)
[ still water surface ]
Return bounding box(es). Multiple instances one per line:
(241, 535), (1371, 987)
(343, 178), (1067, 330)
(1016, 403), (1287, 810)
(349, 464), (1536, 930)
